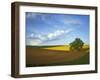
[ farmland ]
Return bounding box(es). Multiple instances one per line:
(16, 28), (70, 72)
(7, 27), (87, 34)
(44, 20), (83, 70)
(26, 45), (89, 67)
(43, 45), (89, 51)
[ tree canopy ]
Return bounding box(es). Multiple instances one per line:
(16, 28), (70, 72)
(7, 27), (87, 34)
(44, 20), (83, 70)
(69, 38), (84, 51)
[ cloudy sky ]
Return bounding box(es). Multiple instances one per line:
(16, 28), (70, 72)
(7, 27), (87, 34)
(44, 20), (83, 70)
(25, 12), (89, 46)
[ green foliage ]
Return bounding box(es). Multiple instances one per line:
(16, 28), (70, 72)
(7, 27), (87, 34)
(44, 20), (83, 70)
(69, 38), (84, 51)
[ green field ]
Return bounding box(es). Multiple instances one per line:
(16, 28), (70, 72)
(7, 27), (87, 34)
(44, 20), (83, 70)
(26, 45), (89, 67)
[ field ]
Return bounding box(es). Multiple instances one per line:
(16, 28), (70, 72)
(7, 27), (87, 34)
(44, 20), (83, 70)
(26, 45), (89, 67)
(43, 45), (89, 51)
(43, 45), (70, 51)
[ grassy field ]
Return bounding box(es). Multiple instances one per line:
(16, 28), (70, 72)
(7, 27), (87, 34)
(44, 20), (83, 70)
(42, 45), (89, 51)
(26, 45), (89, 67)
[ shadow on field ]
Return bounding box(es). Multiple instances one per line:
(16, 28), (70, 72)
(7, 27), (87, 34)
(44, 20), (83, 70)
(26, 46), (89, 67)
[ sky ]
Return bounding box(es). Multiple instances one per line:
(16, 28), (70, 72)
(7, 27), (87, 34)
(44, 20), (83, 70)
(25, 12), (89, 46)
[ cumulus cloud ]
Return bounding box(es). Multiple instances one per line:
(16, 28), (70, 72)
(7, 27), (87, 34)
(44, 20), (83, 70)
(47, 29), (71, 40)
(26, 29), (72, 45)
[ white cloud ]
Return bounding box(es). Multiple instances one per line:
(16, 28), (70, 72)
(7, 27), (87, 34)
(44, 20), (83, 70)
(40, 14), (52, 24)
(61, 18), (82, 25)
(26, 39), (42, 46)
(26, 13), (38, 19)
(37, 34), (47, 41)
(47, 30), (64, 39)
(30, 33), (34, 37)
(27, 29), (72, 45)
(48, 33), (54, 39)
(47, 29), (72, 40)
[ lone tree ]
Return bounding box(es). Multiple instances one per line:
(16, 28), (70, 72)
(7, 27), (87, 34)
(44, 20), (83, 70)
(69, 38), (84, 51)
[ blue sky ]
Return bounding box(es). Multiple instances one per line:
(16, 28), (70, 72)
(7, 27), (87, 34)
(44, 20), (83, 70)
(25, 12), (89, 46)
